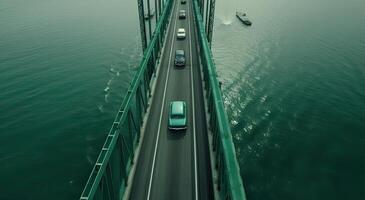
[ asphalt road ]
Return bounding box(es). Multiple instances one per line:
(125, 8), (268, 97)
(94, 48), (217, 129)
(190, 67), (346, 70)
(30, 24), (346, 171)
(129, 0), (213, 199)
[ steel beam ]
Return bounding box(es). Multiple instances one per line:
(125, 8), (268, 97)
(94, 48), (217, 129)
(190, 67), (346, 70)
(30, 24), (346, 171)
(137, 0), (147, 51)
(205, 0), (210, 34)
(201, 0), (204, 16)
(146, 0), (152, 40)
(155, 0), (158, 25)
(207, 0), (215, 46)
(158, 0), (160, 17)
(137, 0), (147, 52)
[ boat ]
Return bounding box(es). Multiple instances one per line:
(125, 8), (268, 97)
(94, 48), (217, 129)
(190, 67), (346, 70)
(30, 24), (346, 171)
(236, 12), (252, 26)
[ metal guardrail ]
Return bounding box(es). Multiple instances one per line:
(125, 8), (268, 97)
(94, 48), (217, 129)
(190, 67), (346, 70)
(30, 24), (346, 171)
(79, 0), (173, 199)
(192, 0), (247, 199)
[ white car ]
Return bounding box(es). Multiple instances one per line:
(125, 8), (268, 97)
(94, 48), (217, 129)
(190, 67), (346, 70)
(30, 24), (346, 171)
(177, 28), (186, 39)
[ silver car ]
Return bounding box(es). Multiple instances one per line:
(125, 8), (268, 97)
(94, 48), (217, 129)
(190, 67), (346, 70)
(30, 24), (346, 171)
(177, 28), (186, 39)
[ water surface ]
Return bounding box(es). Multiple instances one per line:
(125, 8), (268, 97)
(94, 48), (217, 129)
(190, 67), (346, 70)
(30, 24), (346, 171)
(0, 0), (141, 199)
(213, 0), (365, 199)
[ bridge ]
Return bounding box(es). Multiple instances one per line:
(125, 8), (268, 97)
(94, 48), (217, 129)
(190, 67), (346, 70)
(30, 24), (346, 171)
(80, 0), (246, 199)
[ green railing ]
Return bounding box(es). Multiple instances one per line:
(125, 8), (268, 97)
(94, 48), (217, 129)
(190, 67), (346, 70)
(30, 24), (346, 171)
(192, 0), (247, 199)
(79, 0), (173, 199)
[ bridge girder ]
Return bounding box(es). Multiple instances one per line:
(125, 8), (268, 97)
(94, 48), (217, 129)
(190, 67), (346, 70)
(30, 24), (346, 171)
(207, 0), (216, 46)
(146, 0), (152, 40)
(137, 0), (147, 51)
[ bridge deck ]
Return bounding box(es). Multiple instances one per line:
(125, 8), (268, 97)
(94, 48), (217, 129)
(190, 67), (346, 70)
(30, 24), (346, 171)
(129, 0), (213, 199)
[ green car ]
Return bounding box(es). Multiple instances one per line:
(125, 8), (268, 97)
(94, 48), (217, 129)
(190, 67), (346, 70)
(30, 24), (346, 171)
(168, 101), (187, 130)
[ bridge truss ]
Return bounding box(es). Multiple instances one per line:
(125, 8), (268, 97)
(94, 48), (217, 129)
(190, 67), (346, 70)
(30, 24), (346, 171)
(79, 0), (246, 199)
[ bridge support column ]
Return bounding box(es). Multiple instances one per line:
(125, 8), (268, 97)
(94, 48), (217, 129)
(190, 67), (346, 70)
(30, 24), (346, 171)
(137, 0), (147, 51)
(205, 0), (210, 33)
(155, 0), (159, 25)
(159, 0), (162, 17)
(207, 0), (216, 46)
(200, 0), (204, 17)
(146, 0), (153, 40)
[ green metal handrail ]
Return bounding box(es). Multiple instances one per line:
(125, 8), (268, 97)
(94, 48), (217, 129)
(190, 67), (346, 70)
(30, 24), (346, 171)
(192, 0), (247, 199)
(79, 0), (173, 199)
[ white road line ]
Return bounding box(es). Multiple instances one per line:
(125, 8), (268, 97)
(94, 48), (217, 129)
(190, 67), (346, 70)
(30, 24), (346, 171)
(187, 1), (199, 200)
(146, 1), (179, 200)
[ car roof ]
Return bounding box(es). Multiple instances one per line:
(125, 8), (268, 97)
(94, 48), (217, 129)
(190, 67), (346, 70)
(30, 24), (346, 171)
(179, 10), (186, 12)
(171, 101), (185, 115)
(178, 28), (185, 32)
(175, 50), (184, 55)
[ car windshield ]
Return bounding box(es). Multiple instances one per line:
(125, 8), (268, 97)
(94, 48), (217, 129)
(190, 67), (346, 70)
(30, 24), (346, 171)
(176, 50), (184, 57)
(172, 114), (184, 119)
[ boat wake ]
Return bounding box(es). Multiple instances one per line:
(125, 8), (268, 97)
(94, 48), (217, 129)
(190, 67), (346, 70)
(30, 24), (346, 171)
(216, 14), (234, 26)
(222, 19), (233, 25)
(98, 35), (142, 114)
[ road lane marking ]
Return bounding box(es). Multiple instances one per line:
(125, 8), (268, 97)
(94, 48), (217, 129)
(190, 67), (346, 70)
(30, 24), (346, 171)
(146, 1), (179, 199)
(187, 1), (199, 200)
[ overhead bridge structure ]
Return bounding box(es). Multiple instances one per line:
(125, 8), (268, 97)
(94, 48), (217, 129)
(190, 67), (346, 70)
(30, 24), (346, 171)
(80, 0), (246, 199)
